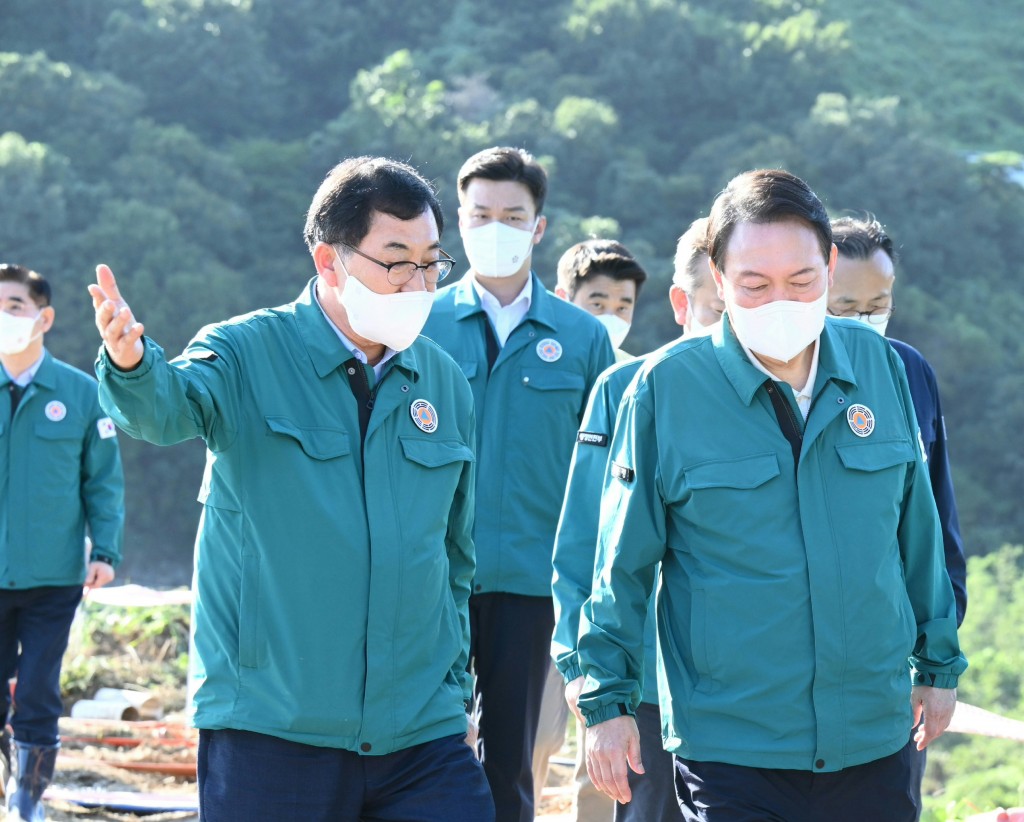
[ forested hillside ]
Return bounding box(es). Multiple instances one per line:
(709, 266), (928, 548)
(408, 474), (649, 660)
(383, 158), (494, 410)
(1, 0), (1021, 578)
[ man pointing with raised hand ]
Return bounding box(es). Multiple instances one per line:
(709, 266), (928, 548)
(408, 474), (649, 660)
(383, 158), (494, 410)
(90, 157), (494, 822)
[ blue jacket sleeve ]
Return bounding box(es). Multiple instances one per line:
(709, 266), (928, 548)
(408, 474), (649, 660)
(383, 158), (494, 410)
(891, 340), (967, 626)
(921, 365), (968, 626)
(889, 348), (967, 688)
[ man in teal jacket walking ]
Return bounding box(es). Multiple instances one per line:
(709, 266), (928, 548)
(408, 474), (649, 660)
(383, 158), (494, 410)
(0, 263), (125, 822)
(553, 217), (721, 822)
(578, 170), (966, 822)
(90, 157), (493, 821)
(423, 146), (614, 822)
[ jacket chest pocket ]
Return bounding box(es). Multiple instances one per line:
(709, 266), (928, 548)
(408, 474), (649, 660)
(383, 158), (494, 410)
(399, 436), (474, 506)
(264, 416), (352, 461)
(518, 367), (586, 424)
(32, 422), (84, 480)
(834, 439), (914, 492)
(833, 438), (915, 527)
(676, 453), (781, 538)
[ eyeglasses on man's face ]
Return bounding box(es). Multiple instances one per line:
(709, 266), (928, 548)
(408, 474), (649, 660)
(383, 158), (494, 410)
(334, 242), (456, 287)
(827, 306), (894, 325)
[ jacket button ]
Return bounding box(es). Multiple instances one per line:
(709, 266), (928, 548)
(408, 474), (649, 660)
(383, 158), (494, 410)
(815, 759), (825, 769)
(523, 377), (530, 385)
(347, 367), (357, 376)
(474, 584), (482, 592)
(361, 742), (371, 752)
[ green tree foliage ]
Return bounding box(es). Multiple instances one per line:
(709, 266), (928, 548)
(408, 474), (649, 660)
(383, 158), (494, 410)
(921, 545), (1024, 820)
(0, 0), (1020, 585)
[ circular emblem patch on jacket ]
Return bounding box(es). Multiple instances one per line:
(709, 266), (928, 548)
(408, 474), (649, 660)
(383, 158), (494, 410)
(846, 404), (874, 438)
(410, 399), (438, 433)
(536, 338), (563, 362)
(45, 401), (67, 422)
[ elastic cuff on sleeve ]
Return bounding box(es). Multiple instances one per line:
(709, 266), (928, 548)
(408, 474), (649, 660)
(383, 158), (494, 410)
(582, 703), (631, 728)
(913, 670), (959, 689)
(97, 339), (156, 380)
(561, 660), (584, 684)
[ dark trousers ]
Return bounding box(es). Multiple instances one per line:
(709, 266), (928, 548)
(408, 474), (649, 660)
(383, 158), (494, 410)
(0, 585), (82, 745)
(469, 592), (554, 822)
(198, 728), (494, 822)
(907, 733), (926, 821)
(674, 745), (917, 822)
(617, 701), (684, 822)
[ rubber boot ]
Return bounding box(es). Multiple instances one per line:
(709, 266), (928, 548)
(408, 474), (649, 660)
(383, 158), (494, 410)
(0, 726), (10, 798)
(6, 741), (59, 821)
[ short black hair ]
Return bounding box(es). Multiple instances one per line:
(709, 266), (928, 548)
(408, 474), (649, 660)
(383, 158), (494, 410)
(707, 169), (832, 273)
(457, 146), (548, 214)
(556, 239), (647, 300)
(0, 264), (51, 307)
(672, 217), (712, 294)
(831, 215), (898, 265)
(303, 156), (444, 252)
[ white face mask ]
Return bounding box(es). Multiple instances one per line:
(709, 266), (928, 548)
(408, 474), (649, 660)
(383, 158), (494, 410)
(0, 311), (42, 355)
(727, 290), (828, 362)
(686, 312), (708, 337)
(461, 221), (536, 279)
(338, 268), (434, 352)
(594, 313), (631, 349)
(848, 314), (890, 337)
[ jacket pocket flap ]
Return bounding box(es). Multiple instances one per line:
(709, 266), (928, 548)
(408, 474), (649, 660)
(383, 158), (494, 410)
(686, 453), (780, 490)
(265, 416), (351, 460)
(34, 422), (79, 440)
(836, 439), (916, 472)
(400, 436), (475, 467)
(521, 367), (586, 392)
(457, 361), (479, 380)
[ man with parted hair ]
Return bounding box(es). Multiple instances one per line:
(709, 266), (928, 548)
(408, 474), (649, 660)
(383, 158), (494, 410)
(577, 169), (965, 822)
(90, 156), (494, 821)
(531, 236), (650, 808)
(423, 146), (614, 822)
(830, 213), (968, 820)
(555, 239), (648, 359)
(0, 264), (124, 822)
(552, 216), (723, 822)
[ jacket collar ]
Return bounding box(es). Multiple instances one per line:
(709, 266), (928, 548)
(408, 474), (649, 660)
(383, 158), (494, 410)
(294, 278), (421, 383)
(1, 350), (56, 390)
(451, 272), (558, 332)
(713, 313), (858, 405)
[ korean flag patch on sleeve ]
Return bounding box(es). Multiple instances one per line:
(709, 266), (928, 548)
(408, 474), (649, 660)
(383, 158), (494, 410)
(97, 417), (118, 440)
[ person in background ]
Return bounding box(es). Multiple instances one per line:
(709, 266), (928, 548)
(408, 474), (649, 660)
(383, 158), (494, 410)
(555, 239), (648, 360)
(0, 263), (124, 822)
(553, 216), (721, 822)
(423, 146), (614, 822)
(89, 157), (494, 822)
(531, 237), (649, 808)
(579, 169), (965, 822)
(830, 214), (968, 820)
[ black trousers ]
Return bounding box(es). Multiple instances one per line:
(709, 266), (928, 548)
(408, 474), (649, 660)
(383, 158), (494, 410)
(469, 592), (554, 822)
(198, 729), (494, 821)
(0, 585), (82, 745)
(674, 745), (917, 822)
